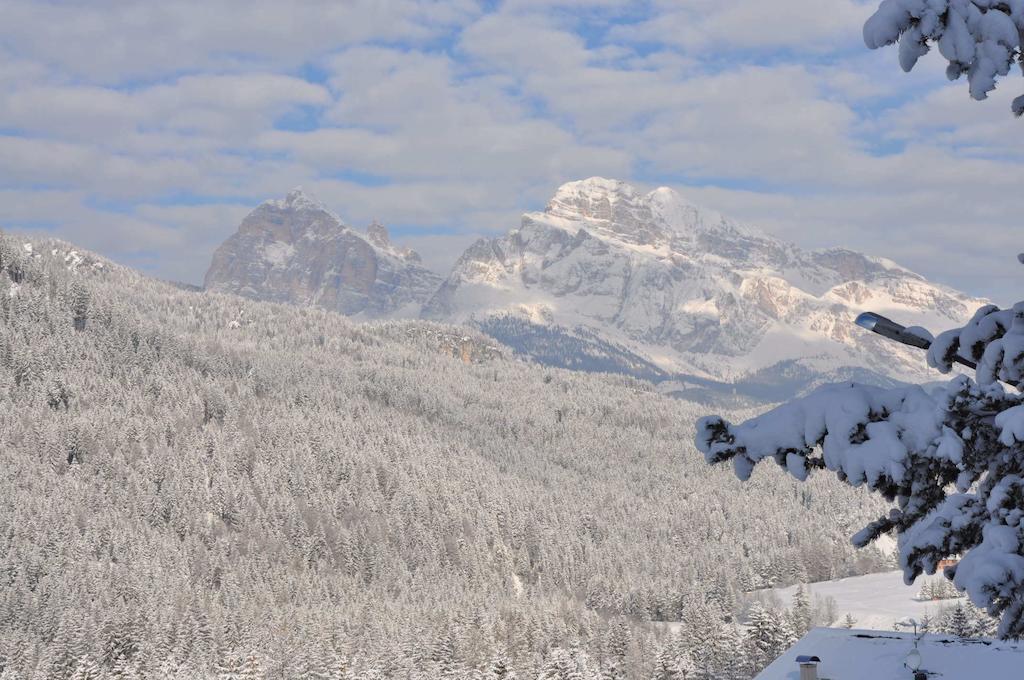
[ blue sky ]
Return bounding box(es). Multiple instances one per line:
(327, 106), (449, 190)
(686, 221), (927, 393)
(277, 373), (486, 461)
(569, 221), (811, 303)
(1, 0), (1022, 303)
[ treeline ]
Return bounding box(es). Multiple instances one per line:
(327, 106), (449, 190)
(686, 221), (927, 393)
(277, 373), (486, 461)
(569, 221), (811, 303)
(0, 234), (892, 679)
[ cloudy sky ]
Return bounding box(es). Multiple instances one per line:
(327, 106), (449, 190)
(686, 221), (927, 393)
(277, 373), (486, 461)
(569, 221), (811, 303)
(2, 0), (1022, 303)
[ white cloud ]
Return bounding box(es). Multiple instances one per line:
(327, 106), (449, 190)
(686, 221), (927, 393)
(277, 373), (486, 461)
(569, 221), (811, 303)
(0, 0), (1019, 306)
(0, 191), (252, 285)
(616, 0), (875, 54)
(0, 0), (481, 84)
(0, 74), (330, 145)
(401, 232), (488, 275)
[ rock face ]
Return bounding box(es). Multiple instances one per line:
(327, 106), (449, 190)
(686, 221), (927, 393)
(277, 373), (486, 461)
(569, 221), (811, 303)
(204, 188), (440, 317)
(425, 177), (983, 395)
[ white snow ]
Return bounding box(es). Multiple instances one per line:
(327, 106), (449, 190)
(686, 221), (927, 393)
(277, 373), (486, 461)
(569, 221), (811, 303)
(697, 382), (944, 485)
(679, 298), (720, 317)
(64, 250), (83, 269)
(262, 241), (295, 267)
(769, 571), (962, 632)
(755, 626), (1024, 680)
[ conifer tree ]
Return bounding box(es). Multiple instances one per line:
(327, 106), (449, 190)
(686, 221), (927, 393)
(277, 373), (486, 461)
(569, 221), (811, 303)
(716, 623), (748, 680)
(71, 285), (90, 332)
(744, 604), (794, 675)
(69, 654), (101, 680)
(606, 619), (630, 667)
(538, 648), (573, 680)
(790, 585), (812, 637)
(650, 641), (681, 680)
(946, 603), (973, 638)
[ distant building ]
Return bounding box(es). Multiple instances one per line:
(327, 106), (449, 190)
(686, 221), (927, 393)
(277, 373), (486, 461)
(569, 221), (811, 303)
(755, 627), (1024, 680)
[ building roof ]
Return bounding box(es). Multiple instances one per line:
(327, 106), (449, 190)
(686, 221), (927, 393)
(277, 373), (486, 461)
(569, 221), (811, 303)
(755, 627), (1024, 680)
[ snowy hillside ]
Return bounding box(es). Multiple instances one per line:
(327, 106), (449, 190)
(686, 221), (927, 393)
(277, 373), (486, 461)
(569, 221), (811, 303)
(0, 229), (899, 679)
(426, 178), (984, 398)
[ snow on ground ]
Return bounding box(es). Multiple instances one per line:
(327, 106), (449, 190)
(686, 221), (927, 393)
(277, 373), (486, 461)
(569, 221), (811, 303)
(769, 570), (963, 631)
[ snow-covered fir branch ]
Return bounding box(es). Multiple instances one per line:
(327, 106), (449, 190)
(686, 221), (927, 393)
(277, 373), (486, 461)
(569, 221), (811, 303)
(865, 0), (1024, 116)
(698, 302), (1024, 638)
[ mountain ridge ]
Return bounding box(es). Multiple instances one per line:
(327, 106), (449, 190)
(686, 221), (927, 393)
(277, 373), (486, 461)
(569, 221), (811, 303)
(424, 177), (981, 393)
(204, 179), (984, 400)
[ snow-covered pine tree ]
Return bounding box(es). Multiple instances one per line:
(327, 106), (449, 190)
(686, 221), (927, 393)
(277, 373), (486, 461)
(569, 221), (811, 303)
(926, 581), (937, 601)
(714, 624), (748, 680)
(970, 600), (999, 637)
(69, 654), (101, 680)
(605, 619), (630, 671)
(789, 584), (812, 637)
(682, 606), (725, 680)
(651, 642), (682, 680)
(864, 1), (1024, 116)
(237, 650), (264, 680)
(697, 301), (1024, 636)
(487, 653), (513, 679)
(71, 283), (89, 332)
(538, 647), (592, 680)
(676, 650), (696, 680)
(945, 603), (974, 638)
(744, 604), (794, 675)
(935, 577), (959, 600)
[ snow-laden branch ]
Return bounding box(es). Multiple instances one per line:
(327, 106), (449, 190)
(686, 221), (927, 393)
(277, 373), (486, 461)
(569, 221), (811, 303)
(864, 0), (1024, 115)
(928, 302), (1024, 386)
(697, 304), (1024, 636)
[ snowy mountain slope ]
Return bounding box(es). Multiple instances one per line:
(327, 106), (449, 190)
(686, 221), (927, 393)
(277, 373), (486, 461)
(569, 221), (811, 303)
(424, 178), (984, 392)
(205, 188), (441, 318)
(0, 227), (898, 679)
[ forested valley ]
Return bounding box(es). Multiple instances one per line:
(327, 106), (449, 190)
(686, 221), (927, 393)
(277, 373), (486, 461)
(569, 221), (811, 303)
(0, 234), (895, 679)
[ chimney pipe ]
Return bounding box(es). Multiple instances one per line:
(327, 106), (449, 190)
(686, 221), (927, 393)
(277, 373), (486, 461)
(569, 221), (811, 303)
(796, 655), (821, 680)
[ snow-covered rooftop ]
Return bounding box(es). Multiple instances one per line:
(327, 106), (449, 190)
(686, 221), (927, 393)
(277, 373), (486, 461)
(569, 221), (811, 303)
(755, 627), (1024, 680)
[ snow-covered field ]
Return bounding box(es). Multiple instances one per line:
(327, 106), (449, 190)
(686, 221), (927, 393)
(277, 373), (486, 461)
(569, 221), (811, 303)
(770, 571), (964, 631)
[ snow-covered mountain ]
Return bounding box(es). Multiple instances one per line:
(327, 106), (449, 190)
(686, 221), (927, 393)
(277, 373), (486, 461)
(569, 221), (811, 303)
(204, 188), (440, 317)
(424, 178), (984, 398)
(204, 180), (984, 400)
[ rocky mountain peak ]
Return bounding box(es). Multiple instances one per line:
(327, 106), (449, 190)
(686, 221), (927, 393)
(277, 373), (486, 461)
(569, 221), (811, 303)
(366, 220), (391, 249)
(205, 190), (441, 318)
(546, 177), (645, 221)
(646, 186), (712, 234)
(366, 220), (423, 264)
(265, 186), (331, 214)
(543, 177), (667, 246)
